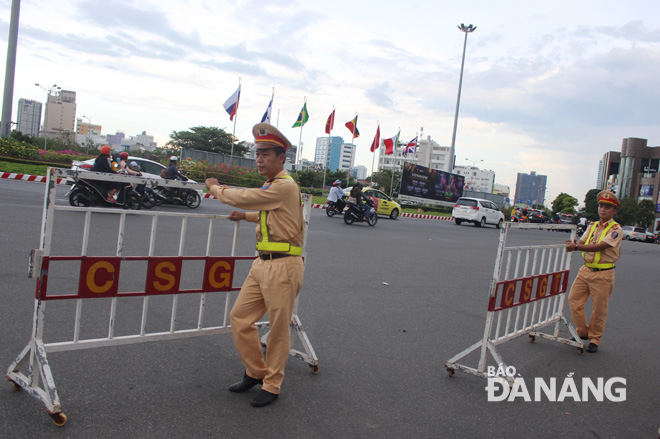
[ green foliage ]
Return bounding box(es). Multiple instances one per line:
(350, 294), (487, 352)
(168, 126), (249, 157)
(614, 198), (637, 226)
(0, 138), (40, 159)
(583, 189), (600, 221)
(370, 168), (401, 197)
(551, 192), (578, 214)
(637, 200), (656, 229)
(178, 159), (265, 188)
(0, 159), (50, 176)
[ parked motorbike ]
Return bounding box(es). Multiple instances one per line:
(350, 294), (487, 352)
(343, 198), (377, 226)
(68, 176), (142, 210)
(326, 196), (347, 217)
(152, 185), (201, 209)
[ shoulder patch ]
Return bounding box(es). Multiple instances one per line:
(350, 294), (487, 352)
(611, 231), (618, 239)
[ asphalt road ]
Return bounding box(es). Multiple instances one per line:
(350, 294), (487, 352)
(1, 179), (658, 438)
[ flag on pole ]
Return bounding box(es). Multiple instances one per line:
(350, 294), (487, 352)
(261, 96), (273, 124)
(402, 136), (418, 157)
(325, 110), (335, 134)
(223, 85), (241, 121)
(383, 131), (400, 155)
(292, 103), (309, 128)
(345, 116), (360, 138)
(370, 125), (381, 153)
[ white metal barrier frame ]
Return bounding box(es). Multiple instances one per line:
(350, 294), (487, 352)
(445, 223), (584, 384)
(6, 168), (318, 426)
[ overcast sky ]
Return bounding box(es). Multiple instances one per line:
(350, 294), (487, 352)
(1, 0), (659, 204)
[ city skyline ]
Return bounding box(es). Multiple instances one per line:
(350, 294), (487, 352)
(1, 0), (659, 204)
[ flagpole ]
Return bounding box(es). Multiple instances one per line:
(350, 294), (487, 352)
(322, 106), (334, 190)
(347, 112), (357, 187)
(370, 120), (378, 186)
(390, 127), (399, 196)
(297, 96), (306, 170)
(276, 109), (280, 128)
(229, 77), (241, 163)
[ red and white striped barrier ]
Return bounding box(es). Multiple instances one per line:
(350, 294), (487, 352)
(400, 213), (453, 220)
(0, 172), (65, 184)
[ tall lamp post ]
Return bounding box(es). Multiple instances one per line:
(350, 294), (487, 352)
(82, 114), (92, 153)
(34, 83), (60, 150)
(465, 158), (483, 167)
(447, 23), (476, 173)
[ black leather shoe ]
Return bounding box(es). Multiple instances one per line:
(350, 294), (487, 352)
(586, 343), (599, 353)
(228, 373), (263, 393)
(250, 389), (279, 407)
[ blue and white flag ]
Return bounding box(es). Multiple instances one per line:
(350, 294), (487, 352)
(261, 96), (273, 124)
(223, 85), (241, 121)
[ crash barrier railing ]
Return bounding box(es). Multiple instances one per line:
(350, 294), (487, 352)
(6, 168), (318, 426)
(445, 223), (583, 384)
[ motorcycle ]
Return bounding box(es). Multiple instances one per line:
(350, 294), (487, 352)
(576, 224), (586, 237)
(344, 198), (378, 226)
(152, 185), (201, 209)
(326, 196), (347, 217)
(68, 176), (142, 210)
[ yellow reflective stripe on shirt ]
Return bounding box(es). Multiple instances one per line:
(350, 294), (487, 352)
(582, 221), (618, 268)
(256, 174), (303, 256)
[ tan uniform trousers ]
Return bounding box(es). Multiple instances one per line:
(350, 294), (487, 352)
(568, 265), (615, 346)
(230, 255), (304, 394)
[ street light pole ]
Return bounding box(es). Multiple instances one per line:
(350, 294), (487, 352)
(465, 158), (483, 167)
(447, 23), (476, 173)
(82, 114), (92, 153)
(35, 83), (61, 150)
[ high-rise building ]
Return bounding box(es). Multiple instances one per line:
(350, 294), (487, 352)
(44, 90), (76, 138)
(16, 99), (42, 137)
(378, 136), (450, 172)
(514, 171), (547, 207)
(314, 136), (344, 170)
(598, 137), (660, 205)
(453, 165), (495, 193)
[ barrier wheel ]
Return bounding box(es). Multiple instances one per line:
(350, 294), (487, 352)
(310, 364), (319, 374)
(529, 335), (536, 343)
(447, 368), (455, 377)
(577, 347), (584, 355)
(9, 379), (21, 391)
(49, 412), (67, 427)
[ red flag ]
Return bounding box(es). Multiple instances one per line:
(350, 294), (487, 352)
(370, 125), (381, 152)
(383, 131), (400, 155)
(325, 110), (335, 134)
(345, 116), (360, 138)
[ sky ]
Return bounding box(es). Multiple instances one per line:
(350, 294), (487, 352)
(1, 0), (659, 206)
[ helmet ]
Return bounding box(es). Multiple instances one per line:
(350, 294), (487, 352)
(100, 145), (111, 156)
(332, 180), (341, 186)
(120, 152), (129, 159)
(170, 156), (178, 161)
(354, 182), (363, 189)
(129, 161), (140, 170)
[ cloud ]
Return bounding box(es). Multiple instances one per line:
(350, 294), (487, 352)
(365, 82), (394, 108)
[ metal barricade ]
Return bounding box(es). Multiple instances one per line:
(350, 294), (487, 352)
(6, 168), (318, 425)
(445, 223), (583, 384)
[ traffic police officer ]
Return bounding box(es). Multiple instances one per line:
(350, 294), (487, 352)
(565, 190), (622, 353)
(205, 123), (304, 407)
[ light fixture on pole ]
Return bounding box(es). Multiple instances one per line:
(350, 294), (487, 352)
(35, 83), (61, 150)
(447, 23), (476, 173)
(465, 158), (483, 167)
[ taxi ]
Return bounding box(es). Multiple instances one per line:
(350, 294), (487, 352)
(344, 187), (401, 219)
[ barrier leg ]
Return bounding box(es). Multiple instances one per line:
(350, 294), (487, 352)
(258, 313), (319, 373)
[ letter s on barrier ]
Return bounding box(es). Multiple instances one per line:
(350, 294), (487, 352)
(208, 261), (231, 289)
(153, 262), (176, 291)
(87, 261), (115, 294)
(521, 278), (533, 302)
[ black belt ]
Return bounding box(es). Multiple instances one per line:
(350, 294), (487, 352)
(587, 266), (614, 272)
(259, 253), (294, 260)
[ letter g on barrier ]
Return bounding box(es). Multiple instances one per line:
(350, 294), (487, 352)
(202, 257), (235, 292)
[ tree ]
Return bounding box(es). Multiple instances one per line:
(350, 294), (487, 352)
(614, 197), (637, 226)
(583, 189), (600, 221)
(370, 168), (401, 196)
(168, 126), (249, 157)
(636, 200), (655, 230)
(551, 193), (578, 214)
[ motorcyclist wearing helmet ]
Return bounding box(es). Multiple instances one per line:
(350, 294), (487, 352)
(326, 179), (346, 211)
(117, 151), (136, 174)
(165, 155), (187, 201)
(349, 182), (374, 218)
(91, 145), (119, 202)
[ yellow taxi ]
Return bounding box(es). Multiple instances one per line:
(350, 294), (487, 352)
(344, 187), (402, 219)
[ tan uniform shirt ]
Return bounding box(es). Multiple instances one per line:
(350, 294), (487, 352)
(209, 170), (304, 249)
(578, 219), (622, 264)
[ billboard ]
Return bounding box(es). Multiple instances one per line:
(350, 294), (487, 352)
(399, 162), (464, 207)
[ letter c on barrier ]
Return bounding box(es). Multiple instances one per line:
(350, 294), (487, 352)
(208, 261), (231, 289)
(503, 283), (515, 307)
(87, 261), (115, 294)
(153, 262), (176, 291)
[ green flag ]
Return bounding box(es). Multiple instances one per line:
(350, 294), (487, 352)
(292, 103), (309, 128)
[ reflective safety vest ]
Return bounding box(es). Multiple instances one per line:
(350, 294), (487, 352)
(582, 220), (619, 269)
(255, 175), (303, 256)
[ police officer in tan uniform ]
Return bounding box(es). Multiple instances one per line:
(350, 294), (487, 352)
(205, 123), (304, 407)
(565, 190), (622, 353)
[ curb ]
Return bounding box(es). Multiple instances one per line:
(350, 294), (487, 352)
(311, 203), (454, 221)
(1, 172), (65, 184)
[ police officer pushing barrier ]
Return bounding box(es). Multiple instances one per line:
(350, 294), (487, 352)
(565, 190), (622, 353)
(205, 123), (304, 407)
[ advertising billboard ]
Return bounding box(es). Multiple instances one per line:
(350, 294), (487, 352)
(399, 162), (464, 207)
